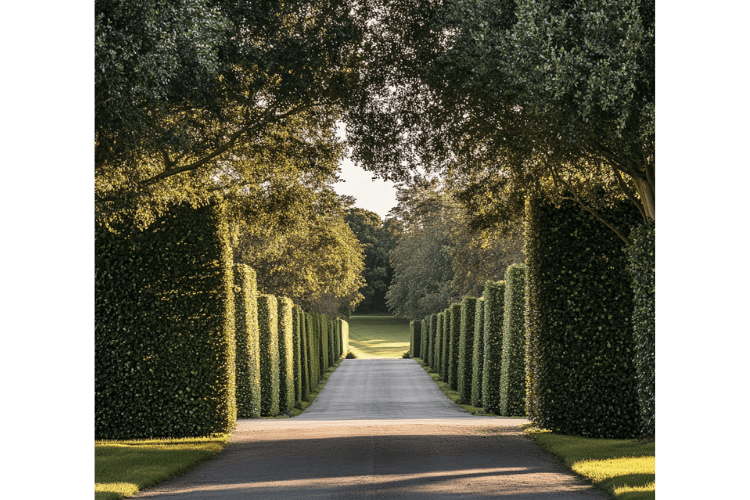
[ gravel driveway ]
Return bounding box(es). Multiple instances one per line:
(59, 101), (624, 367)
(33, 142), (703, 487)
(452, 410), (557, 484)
(135, 359), (608, 499)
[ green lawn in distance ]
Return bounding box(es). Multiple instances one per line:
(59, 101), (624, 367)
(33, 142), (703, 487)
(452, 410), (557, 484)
(347, 314), (411, 358)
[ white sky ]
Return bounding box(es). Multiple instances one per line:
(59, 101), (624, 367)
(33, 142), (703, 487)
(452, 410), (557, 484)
(334, 123), (398, 219)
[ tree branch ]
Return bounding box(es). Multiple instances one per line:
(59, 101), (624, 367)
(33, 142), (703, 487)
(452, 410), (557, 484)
(612, 166), (647, 224)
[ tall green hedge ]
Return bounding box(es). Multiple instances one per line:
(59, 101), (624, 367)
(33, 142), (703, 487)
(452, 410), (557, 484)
(319, 314), (330, 374)
(340, 319), (349, 356)
(428, 314), (437, 367)
(95, 201), (236, 439)
(277, 297), (295, 414)
(234, 264), (261, 419)
(293, 305), (303, 404)
(448, 303), (462, 391)
(299, 308), (310, 401)
(441, 309), (450, 380)
(471, 298), (485, 407)
(627, 222), (655, 438)
(258, 295), (279, 417)
(482, 280), (505, 415)
(499, 264), (527, 417)
(434, 312), (443, 374)
(525, 197), (640, 438)
(457, 297), (477, 404)
(410, 320), (422, 358)
(307, 312), (319, 386)
(421, 317), (429, 360)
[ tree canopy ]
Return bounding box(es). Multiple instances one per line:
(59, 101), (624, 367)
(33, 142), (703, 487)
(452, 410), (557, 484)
(344, 0), (654, 243)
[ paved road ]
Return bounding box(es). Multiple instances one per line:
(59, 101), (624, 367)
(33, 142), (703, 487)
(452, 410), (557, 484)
(136, 359), (608, 499)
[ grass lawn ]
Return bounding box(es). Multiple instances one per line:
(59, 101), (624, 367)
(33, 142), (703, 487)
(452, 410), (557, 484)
(94, 435), (229, 499)
(346, 314), (411, 358)
(524, 427), (655, 499)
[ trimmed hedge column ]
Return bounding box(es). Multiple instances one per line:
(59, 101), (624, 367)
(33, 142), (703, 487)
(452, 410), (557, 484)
(428, 314), (437, 367)
(410, 320), (422, 358)
(307, 312), (319, 385)
(448, 303), (462, 391)
(258, 295), (280, 416)
(421, 318), (429, 360)
(234, 264), (261, 418)
(499, 264), (527, 416)
(525, 197), (640, 438)
(471, 297), (485, 407)
(627, 222), (655, 438)
(482, 280), (505, 415)
(297, 306), (309, 402)
(95, 201), (236, 439)
(458, 297), (478, 403)
(277, 297), (295, 414)
(340, 319), (350, 356)
(434, 312), (443, 374)
(441, 309), (451, 380)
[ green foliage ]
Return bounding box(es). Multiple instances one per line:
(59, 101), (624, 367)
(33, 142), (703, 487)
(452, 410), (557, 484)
(306, 312), (319, 390)
(293, 305), (304, 404)
(277, 297), (295, 414)
(482, 281), (505, 415)
(427, 314), (437, 367)
(345, 208), (397, 313)
(434, 312), (443, 374)
(420, 318), (428, 361)
(448, 303), (462, 391)
(457, 297), (478, 404)
(299, 308), (310, 401)
(471, 298), (485, 407)
(258, 295), (280, 417)
(525, 197), (640, 438)
(499, 264), (527, 417)
(410, 320), (422, 358)
(441, 309), (451, 380)
(319, 314), (330, 373)
(627, 222), (655, 437)
(95, 201), (236, 439)
(234, 264), (261, 418)
(340, 319), (350, 356)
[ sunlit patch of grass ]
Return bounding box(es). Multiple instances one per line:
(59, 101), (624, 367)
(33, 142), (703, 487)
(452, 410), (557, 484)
(95, 435), (229, 499)
(524, 426), (655, 499)
(346, 314), (411, 358)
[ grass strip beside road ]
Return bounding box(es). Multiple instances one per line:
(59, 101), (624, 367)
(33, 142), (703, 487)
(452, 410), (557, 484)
(95, 435), (229, 500)
(96, 357), (345, 498)
(346, 314), (411, 358)
(524, 427), (655, 499)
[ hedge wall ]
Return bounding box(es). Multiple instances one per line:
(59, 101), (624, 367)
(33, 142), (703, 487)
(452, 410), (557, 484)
(448, 303), (462, 390)
(299, 308), (310, 400)
(482, 280), (505, 415)
(340, 318), (350, 356)
(307, 312), (319, 386)
(421, 318), (429, 361)
(258, 295), (280, 417)
(441, 309), (450, 380)
(428, 314), (437, 367)
(410, 320), (422, 358)
(277, 297), (295, 414)
(292, 305), (303, 404)
(319, 314), (330, 375)
(95, 201), (236, 439)
(234, 264), (261, 419)
(434, 312), (443, 374)
(627, 222), (655, 438)
(525, 197), (640, 438)
(457, 297), (478, 404)
(499, 264), (527, 417)
(471, 298), (485, 407)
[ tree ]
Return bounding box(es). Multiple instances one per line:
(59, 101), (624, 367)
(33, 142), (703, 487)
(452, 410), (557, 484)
(233, 196), (366, 317)
(96, 0), (366, 229)
(344, 208), (397, 313)
(344, 0), (654, 244)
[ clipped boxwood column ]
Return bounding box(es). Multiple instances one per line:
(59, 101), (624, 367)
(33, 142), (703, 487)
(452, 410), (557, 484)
(525, 196), (640, 438)
(410, 320), (422, 358)
(320, 314), (330, 372)
(434, 312), (443, 373)
(277, 297), (295, 414)
(297, 306), (310, 401)
(499, 264), (527, 416)
(258, 295), (279, 417)
(482, 280), (505, 415)
(441, 309), (451, 380)
(457, 297), (477, 403)
(427, 314), (437, 370)
(627, 222), (655, 438)
(421, 317), (429, 361)
(95, 201), (236, 439)
(234, 264), (261, 418)
(471, 297), (485, 407)
(448, 303), (462, 391)
(308, 312), (319, 386)
(340, 319), (350, 356)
